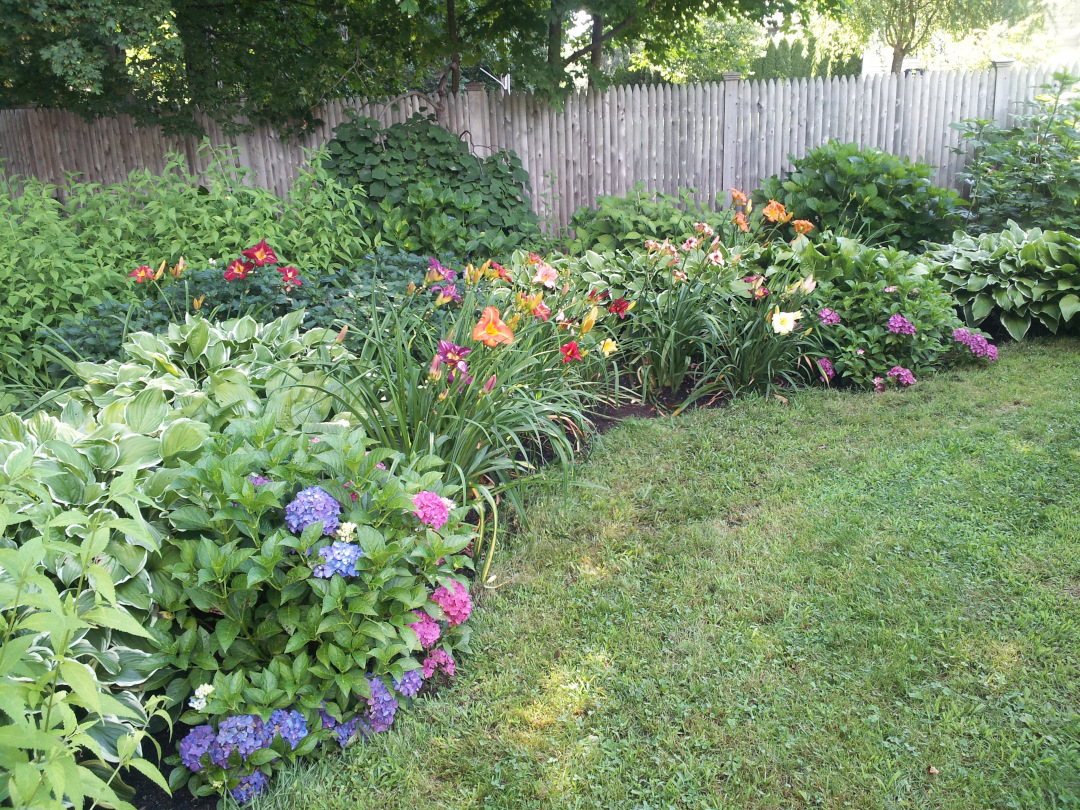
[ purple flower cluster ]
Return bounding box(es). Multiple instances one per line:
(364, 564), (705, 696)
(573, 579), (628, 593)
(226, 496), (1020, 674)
(887, 314), (916, 335)
(953, 328), (998, 360)
(285, 486), (341, 536)
(887, 366), (917, 387)
(319, 705), (359, 749)
(266, 709), (308, 750)
(394, 670), (424, 698)
(363, 676), (398, 733)
(311, 541), (363, 578)
(211, 714), (268, 766)
(817, 308), (841, 326)
(231, 771), (270, 803)
(817, 357), (835, 383)
(179, 725), (216, 772)
(248, 474), (272, 486)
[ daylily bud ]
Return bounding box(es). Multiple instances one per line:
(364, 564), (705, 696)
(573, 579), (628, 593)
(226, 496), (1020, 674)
(154, 259), (167, 281)
(171, 256), (186, 278)
(335, 325), (348, 344)
(192, 295), (205, 311)
(580, 306), (599, 336)
(407, 282), (417, 295)
(428, 355), (443, 381)
(483, 374), (496, 394)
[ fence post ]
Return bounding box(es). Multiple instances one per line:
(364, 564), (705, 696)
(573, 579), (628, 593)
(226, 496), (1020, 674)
(721, 72), (740, 206)
(991, 58), (1015, 128)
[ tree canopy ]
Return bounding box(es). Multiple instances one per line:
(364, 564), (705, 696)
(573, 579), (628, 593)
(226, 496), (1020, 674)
(0, 0), (791, 133)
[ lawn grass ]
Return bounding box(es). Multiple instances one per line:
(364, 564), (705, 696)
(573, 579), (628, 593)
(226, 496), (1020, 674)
(251, 339), (1080, 810)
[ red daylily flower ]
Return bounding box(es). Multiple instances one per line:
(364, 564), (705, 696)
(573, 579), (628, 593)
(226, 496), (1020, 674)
(278, 265), (303, 286)
(608, 298), (631, 319)
(241, 240), (278, 266)
(224, 259), (254, 281)
(560, 341), (583, 363)
(128, 265), (153, 284)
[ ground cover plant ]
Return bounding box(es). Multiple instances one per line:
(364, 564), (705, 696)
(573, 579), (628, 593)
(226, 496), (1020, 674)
(247, 339), (1080, 809)
(955, 71), (1080, 235)
(755, 140), (964, 251)
(929, 222), (1080, 340)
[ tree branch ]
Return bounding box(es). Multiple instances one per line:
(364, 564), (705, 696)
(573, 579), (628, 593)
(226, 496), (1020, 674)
(561, 0), (657, 67)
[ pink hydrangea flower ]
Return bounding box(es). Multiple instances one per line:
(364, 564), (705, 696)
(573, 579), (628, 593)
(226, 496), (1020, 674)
(817, 308), (841, 326)
(422, 649), (455, 678)
(887, 314), (916, 335)
(431, 580), (472, 626)
(407, 611), (441, 649)
(873, 377), (885, 392)
(884, 285), (898, 293)
(412, 491), (450, 531)
(887, 366), (917, 386)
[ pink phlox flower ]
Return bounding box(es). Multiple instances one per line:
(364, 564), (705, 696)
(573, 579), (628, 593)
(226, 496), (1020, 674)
(817, 308), (841, 326)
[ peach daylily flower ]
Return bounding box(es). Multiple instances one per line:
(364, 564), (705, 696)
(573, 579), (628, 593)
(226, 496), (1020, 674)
(762, 200), (794, 224)
(472, 306), (515, 347)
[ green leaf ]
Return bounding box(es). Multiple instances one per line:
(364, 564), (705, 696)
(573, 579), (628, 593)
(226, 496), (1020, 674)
(1000, 311), (1031, 341)
(970, 293), (994, 324)
(1059, 294), (1080, 322)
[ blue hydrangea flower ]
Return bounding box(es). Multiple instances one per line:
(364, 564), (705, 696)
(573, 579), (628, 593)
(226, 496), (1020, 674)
(393, 670), (424, 698)
(364, 676), (398, 733)
(311, 541), (363, 578)
(211, 714), (269, 766)
(178, 724), (215, 772)
(285, 486), (341, 536)
(319, 705), (359, 749)
(266, 709), (308, 750)
(231, 770), (270, 803)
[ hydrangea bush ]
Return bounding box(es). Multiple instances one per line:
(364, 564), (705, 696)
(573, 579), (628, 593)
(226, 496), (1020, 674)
(793, 236), (997, 389)
(151, 420), (476, 801)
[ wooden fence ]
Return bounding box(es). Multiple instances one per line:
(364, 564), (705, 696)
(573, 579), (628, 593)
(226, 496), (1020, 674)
(1, 60), (1076, 228)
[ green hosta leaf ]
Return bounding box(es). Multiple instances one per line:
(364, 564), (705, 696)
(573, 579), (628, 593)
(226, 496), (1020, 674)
(125, 388), (169, 434)
(1000, 311), (1031, 341)
(970, 293), (994, 324)
(161, 419), (210, 460)
(1060, 294), (1080, 322)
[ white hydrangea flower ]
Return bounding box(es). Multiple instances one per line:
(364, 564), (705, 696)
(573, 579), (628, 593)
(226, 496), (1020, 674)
(337, 522), (357, 542)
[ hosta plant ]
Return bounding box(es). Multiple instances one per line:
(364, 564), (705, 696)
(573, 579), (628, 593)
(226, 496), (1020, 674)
(0, 409), (174, 809)
(928, 222), (1080, 340)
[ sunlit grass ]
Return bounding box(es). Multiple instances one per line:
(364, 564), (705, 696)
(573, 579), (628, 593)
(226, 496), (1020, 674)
(249, 339), (1080, 810)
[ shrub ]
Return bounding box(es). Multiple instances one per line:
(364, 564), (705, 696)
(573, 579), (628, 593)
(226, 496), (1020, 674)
(928, 222), (1080, 340)
(0, 146), (373, 396)
(566, 184), (732, 254)
(794, 236), (994, 389)
(323, 114), (540, 258)
(153, 421), (476, 803)
(754, 141), (963, 252)
(955, 72), (1080, 234)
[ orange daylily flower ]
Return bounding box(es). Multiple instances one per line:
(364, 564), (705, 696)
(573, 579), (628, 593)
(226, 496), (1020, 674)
(792, 219), (814, 235)
(734, 212), (749, 233)
(729, 188), (749, 206)
(472, 306), (515, 347)
(762, 200), (794, 224)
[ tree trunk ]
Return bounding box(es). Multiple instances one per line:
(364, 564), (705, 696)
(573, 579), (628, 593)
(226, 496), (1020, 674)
(889, 42), (907, 74)
(589, 13), (603, 87)
(547, 3), (563, 68)
(448, 0), (460, 93)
